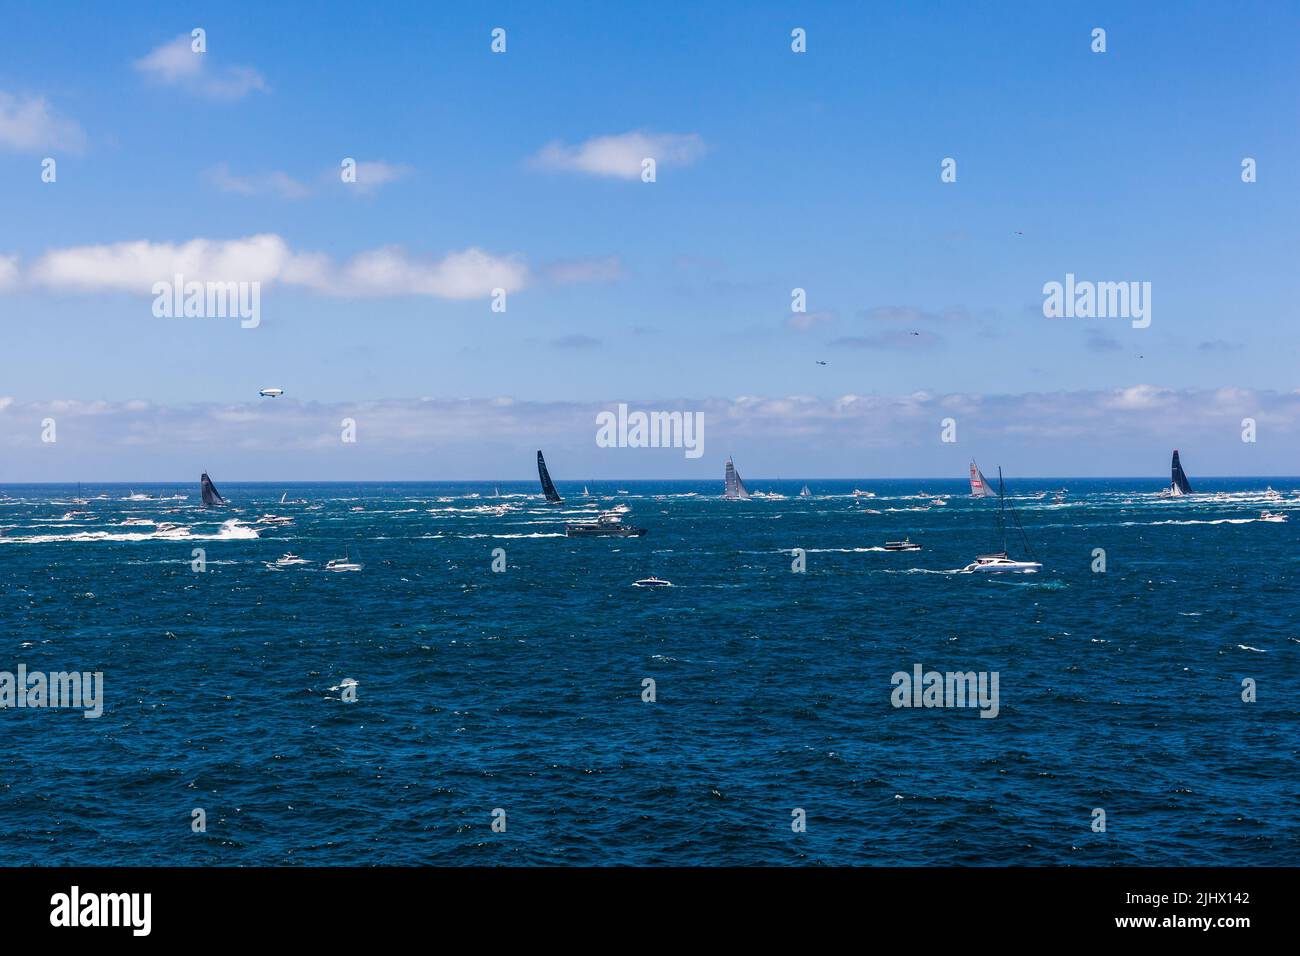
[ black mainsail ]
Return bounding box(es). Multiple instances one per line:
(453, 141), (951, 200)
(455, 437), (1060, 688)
(1170, 450), (1192, 496)
(724, 457), (750, 499)
(537, 450), (563, 503)
(200, 472), (226, 507)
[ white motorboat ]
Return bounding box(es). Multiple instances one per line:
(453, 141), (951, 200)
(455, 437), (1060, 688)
(632, 576), (672, 587)
(1260, 511), (1287, 523)
(883, 538), (922, 552)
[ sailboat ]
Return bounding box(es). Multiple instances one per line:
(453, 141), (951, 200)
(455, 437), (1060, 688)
(799, 484), (812, 497)
(200, 472), (226, 508)
(582, 485), (591, 497)
(969, 460), (996, 498)
(961, 467), (1042, 573)
(1162, 450), (1193, 497)
(723, 457), (750, 499)
(537, 450), (564, 504)
(71, 482), (89, 506)
(324, 547), (363, 572)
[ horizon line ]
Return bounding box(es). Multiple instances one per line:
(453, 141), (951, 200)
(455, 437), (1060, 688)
(3, 476), (1299, 486)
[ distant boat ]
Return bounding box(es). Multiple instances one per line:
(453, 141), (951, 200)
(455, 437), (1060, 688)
(537, 450), (564, 504)
(324, 548), (363, 572)
(200, 472), (226, 507)
(961, 467), (1042, 573)
(852, 489), (876, 498)
(884, 538), (921, 552)
(582, 485), (591, 497)
(1260, 511), (1287, 523)
(1163, 450), (1193, 497)
(280, 492), (287, 505)
(123, 490), (152, 501)
(71, 482), (89, 506)
(566, 510), (647, 537)
(799, 484), (812, 497)
(492, 486), (500, 498)
(723, 457), (750, 499)
(632, 576), (672, 587)
(969, 460), (996, 498)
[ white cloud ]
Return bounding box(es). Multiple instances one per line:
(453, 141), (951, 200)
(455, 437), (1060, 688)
(28, 234), (295, 292)
(0, 255), (18, 290)
(206, 164), (310, 200)
(0, 91), (86, 153)
(532, 130), (707, 180)
(345, 160), (412, 194)
(134, 35), (268, 100)
(14, 234), (613, 300)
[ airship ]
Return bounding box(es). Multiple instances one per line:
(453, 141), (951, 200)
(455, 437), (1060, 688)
(258, 387), (285, 398)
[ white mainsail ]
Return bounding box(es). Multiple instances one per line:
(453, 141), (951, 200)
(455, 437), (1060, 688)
(970, 460), (996, 498)
(724, 457), (750, 499)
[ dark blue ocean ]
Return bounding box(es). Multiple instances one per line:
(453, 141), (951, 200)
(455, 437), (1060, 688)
(1, 478), (1296, 866)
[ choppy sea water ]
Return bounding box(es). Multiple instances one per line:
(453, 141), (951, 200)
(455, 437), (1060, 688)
(1, 478), (1296, 866)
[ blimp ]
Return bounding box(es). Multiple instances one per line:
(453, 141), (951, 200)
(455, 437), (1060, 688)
(258, 387), (285, 398)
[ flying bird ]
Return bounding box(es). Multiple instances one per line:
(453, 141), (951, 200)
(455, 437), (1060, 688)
(816, 360), (827, 366)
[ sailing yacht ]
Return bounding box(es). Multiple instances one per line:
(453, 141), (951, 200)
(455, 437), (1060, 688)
(1161, 450), (1193, 497)
(799, 484), (812, 497)
(537, 450), (564, 504)
(969, 460), (996, 498)
(200, 472), (226, 507)
(961, 467), (1042, 573)
(324, 548), (363, 572)
(723, 457), (750, 499)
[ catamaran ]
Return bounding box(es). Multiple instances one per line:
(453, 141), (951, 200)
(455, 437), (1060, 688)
(1161, 450), (1193, 497)
(537, 450), (564, 504)
(969, 460), (996, 498)
(723, 457), (750, 499)
(200, 473), (226, 507)
(961, 467), (1042, 573)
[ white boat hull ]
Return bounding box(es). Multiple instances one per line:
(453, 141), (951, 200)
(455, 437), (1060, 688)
(962, 558), (1042, 574)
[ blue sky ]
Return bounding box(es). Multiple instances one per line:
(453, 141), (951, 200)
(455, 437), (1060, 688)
(1, 1), (1298, 479)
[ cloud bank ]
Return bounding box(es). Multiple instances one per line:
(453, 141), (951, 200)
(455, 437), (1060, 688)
(6, 235), (615, 299)
(1, 387), (1295, 481)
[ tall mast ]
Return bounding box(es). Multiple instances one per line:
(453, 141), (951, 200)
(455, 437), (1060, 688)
(998, 467), (1007, 553)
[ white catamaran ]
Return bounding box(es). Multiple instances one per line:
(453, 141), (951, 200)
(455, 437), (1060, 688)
(961, 467), (1042, 573)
